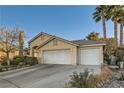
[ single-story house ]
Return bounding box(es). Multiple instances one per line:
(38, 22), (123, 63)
(28, 32), (106, 65)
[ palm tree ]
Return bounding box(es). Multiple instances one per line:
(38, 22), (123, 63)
(120, 19), (123, 48)
(93, 5), (110, 41)
(19, 31), (25, 56)
(118, 8), (124, 48)
(119, 16), (124, 48)
(109, 5), (124, 48)
(86, 32), (99, 41)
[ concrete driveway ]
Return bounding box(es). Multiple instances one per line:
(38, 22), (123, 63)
(0, 64), (101, 88)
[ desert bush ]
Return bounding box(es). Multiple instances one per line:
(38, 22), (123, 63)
(66, 66), (112, 88)
(118, 73), (124, 81)
(112, 48), (124, 65)
(67, 69), (98, 88)
(102, 38), (115, 65)
(96, 65), (112, 86)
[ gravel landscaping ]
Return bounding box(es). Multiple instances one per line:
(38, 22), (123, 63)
(102, 70), (124, 88)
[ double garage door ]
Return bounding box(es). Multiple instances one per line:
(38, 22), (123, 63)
(42, 48), (101, 65)
(43, 49), (71, 64)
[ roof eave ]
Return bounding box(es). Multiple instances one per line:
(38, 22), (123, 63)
(37, 37), (55, 49)
(79, 43), (106, 47)
(28, 32), (53, 44)
(28, 32), (42, 44)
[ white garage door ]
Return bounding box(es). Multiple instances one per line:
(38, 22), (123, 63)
(80, 48), (100, 65)
(43, 49), (71, 64)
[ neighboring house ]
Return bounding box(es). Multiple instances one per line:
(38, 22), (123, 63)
(28, 32), (106, 65)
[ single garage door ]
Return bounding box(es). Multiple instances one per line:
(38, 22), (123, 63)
(43, 49), (71, 64)
(80, 48), (100, 65)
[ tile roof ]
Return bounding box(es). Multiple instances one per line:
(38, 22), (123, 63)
(28, 32), (106, 47)
(71, 40), (106, 46)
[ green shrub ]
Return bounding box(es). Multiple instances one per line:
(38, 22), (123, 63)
(11, 56), (26, 65)
(1, 61), (7, 66)
(25, 57), (38, 66)
(68, 69), (98, 88)
(0, 56), (7, 66)
(11, 56), (38, 66)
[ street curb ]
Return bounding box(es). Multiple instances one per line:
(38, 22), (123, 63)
(0, 64), (41, 76)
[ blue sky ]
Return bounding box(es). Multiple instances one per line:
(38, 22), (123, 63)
(0, 5), (117, 46)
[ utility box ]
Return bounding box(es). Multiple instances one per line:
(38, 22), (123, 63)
(120, 62), (124, 69)
(111, 55), (116, 65)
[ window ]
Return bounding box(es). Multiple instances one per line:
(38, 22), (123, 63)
(53, 39), (57, 46)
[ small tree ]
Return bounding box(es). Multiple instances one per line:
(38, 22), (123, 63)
(86, 32), (99, 41)
(103, 38), (116, 64)
(0, 27), (19, 65)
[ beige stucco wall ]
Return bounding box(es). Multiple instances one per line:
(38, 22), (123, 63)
(78, 45), (103, 65)
(29, 35), (51, 56)
(29, 34), (104, 65)
(38, 39), (78, 65)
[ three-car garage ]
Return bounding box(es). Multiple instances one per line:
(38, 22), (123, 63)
(41, 47), (102, 65)
(33, 34), (105, 66)
(29, 32), (105, 66)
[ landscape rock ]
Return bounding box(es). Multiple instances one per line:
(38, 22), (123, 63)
(102, 70), (124, 88)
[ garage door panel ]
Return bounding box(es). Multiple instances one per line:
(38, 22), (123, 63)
(43, 50), (71, 64)
(80, 48), (100, 65)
